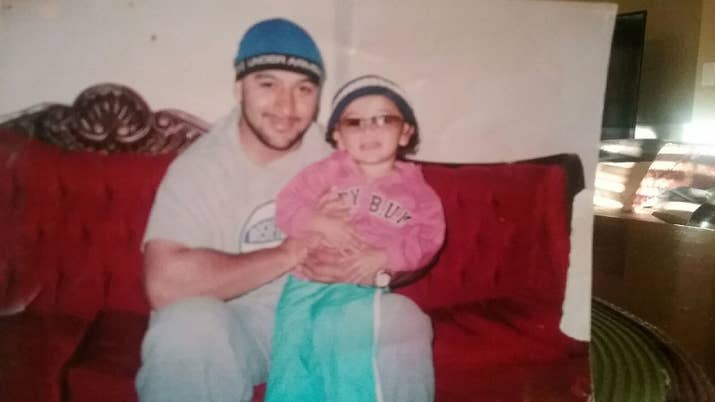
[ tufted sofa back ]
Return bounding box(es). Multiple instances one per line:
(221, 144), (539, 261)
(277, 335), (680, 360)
(2, 123), (581, 327)
(1, 129), (174, 319)
(398, 161), (574, 312)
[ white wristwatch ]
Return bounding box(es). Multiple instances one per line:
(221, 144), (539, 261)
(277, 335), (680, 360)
(374, 269), (392, 288)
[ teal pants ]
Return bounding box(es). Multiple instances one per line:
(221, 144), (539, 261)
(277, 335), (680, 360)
(266, 275), (384, 402)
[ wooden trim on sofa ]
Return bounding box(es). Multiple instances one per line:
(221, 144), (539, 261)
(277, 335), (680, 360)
(0, 83), (210, 155)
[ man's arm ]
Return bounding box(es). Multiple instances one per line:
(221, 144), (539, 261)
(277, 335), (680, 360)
(143, 237), (308, 309)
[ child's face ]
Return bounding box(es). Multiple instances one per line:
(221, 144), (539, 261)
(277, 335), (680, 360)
(332, 95), (414, 165)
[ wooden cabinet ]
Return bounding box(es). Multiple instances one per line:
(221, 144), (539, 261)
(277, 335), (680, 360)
(592, 209), (715, 381)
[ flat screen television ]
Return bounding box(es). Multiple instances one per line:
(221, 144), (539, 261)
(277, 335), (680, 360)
(601, 11), (647, 140)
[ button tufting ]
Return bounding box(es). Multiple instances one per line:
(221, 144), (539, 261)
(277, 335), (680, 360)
(58, 181), (68, 200)
(35, 226), (45, 243)
(81, 225), (92, 244)
(104, 185), (114, 206)
(11, 173), (24, 209)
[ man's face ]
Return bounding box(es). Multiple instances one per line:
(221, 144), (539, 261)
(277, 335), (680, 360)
(236, 69), (320, 151)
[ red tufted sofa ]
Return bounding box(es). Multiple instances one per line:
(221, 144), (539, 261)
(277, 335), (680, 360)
(0, 84), (590, 402)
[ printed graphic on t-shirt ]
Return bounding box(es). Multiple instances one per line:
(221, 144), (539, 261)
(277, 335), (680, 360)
(239, 200), (285, 253)
(337, 187), (412, 226)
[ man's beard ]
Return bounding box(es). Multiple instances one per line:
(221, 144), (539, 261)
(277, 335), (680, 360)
(241, 104), (309, 152)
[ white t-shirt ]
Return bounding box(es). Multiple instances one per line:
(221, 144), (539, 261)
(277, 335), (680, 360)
(143, 107), (331, 256)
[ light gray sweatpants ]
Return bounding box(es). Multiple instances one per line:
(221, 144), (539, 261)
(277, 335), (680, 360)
(135, 276), (434, 402)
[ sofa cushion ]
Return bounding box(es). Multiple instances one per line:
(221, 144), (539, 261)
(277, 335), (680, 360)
(435, 356), (591, 402)
(65, 310), (267, 402)
(0, 312), (90, 402)
(0, 129), (174, 319)
(430, 302), (586, 369)
(65, 310), (146, 402)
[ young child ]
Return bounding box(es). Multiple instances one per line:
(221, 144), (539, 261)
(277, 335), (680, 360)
(267, 75), (445, 402)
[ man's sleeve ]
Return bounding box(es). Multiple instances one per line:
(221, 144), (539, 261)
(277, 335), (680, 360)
(142, 158), (214, 249)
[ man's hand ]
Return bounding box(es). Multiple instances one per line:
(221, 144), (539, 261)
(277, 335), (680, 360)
(301, 245), (388, 286)
(278, 235), (320, 269)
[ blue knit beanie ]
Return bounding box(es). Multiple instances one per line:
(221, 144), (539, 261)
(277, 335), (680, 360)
(234, 18), (324, 84)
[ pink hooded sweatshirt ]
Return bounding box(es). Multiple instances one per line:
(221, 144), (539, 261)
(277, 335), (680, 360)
(275, 150), (445, 272)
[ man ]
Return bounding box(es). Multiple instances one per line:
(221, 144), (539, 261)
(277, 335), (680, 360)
(136, 18), (434, 402)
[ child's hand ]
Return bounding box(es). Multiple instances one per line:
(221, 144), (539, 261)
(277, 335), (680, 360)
(308, 187), (362, 253)
(314, 186), (352, 220)
(309, 215), (362, 255)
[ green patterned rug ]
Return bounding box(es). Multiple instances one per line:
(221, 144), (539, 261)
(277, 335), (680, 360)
(591, 298), (714, 402)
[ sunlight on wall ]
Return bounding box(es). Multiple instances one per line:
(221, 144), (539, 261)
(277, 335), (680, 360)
(683, 119), (715, 145)
(634, 125), (657, 139)
(593, 161), (650, 211)
(593, 195), (623, 209)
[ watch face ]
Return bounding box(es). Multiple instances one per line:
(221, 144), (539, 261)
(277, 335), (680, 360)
(375, 272), (391, 288)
